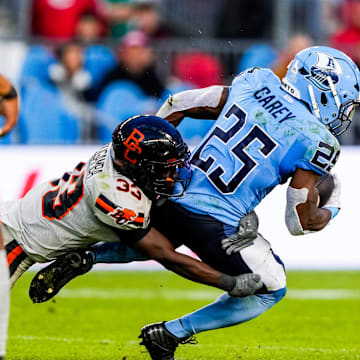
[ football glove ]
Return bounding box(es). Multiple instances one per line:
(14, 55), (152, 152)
(221, 211), (259, 255)
(228, 273), (263, 297)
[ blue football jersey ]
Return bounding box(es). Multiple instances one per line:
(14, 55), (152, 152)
(173, 68), (340, 227)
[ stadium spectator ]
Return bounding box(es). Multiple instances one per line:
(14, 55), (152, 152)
(104, 0), (133, 39)
(74, 12), (117, 102)
(272, 33), (313, 79)
(172, 51), (223, 88)
(95, 30), (165, 99)
(30, 0), (107, 40)
(329, 0), (360, 66)
(48, 41), (94, 140)
(0, 73), (19, 360)
(131, 0), (176, 39)
(49, 41), (92, 100)
(75, 11), (104, 44)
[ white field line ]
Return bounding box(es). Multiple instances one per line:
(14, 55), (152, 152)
(9, 336), (360, 355)
(56, 288), (360, 300)
(10, 335), (116, 344)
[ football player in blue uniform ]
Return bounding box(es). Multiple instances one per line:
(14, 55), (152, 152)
(30, 46), (360, 360)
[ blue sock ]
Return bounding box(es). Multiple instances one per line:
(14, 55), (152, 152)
(91, 242), (148, 264)
(165, 287), (286, 338)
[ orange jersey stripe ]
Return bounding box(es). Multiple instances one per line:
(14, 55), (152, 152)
(7, 245), (24, 266)
(96, 197), (115, 213)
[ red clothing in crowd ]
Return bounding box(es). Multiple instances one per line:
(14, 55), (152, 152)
(31, 0), (106, 40)
(330, 26), (360, 61)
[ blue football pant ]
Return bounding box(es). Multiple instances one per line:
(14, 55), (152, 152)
(91, 201), (287, 338)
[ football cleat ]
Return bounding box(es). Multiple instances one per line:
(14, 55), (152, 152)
(139, 322), (196, 360)
(29, 249), (94, 303)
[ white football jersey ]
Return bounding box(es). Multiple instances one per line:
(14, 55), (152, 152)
(0, 143), (152, 262)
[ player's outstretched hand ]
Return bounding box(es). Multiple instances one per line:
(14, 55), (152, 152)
(221, 211), (259, 255)
(228, 273), (263, 297)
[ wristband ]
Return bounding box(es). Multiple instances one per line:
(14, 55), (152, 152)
(2, 86), (17, 100)
(322, 206), (339, 220)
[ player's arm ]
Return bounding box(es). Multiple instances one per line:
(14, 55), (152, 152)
(0, 74), (19, 137)
(156, 86), (229, 127)
(130, 227), (262, 296)
(285, 168), (338, 235)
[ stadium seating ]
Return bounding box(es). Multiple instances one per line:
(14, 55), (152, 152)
(237, 43), (277, 73)
(96, 81), (157, 142)
(19, 44), (55, 88)
(161, 81), (214, 145)
(84, 44), (116, 100)
(18, 82), (80, 144)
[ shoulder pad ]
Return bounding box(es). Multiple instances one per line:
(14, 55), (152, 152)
(90, 173), (152, 230)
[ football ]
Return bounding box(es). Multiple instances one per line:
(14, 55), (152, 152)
(316, 173), (335, 207)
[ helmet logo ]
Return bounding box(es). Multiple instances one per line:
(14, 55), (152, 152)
(307, 52), (343, 91)
(123, 128), (145, 164)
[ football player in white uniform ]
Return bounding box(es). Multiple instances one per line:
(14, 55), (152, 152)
(2, 115), (262, 303)
(0, 73), (19, 360)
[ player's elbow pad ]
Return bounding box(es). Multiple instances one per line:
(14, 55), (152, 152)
(285, 186), (309, 235)
(156, 86), (224, 118)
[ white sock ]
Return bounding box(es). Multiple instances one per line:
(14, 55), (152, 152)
(0, 249), (10, 357)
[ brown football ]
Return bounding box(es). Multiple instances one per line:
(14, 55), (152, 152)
(316, 173), (335, 207)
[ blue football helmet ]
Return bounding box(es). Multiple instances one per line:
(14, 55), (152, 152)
(281, 46), (360, 136)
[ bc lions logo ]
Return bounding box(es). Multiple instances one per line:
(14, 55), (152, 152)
(110, 207), (137, 224)
(306, 52), (343, 91)
(123, 128), (145, 164)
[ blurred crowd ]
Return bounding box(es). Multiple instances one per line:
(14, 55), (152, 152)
(1, 0), (360, 145)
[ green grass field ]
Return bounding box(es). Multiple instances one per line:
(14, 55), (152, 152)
(7, 270), (360, 360)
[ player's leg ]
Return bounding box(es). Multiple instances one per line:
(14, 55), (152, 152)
(3, 224), (35, 289)
(29, 242), (148, 303)
(140, 201), (287, 359)
(139, 288), (286, 360)
(91, 242), (149, 263)
(164, 285), (286, 337)
(0, 228), (10, 360)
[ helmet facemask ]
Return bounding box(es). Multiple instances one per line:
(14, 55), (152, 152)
(281, 46), (360, 136)
(328, 98), (360, 136)
(149, 152), (192, 198)
(307, 74), (360, 136)
(113, 151), (192, 200)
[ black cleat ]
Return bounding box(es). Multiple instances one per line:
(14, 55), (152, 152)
(139, 322), (196, 360)
(29, 249), (94, 303)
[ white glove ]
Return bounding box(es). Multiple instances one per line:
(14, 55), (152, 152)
(322, 173), (341, 209)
